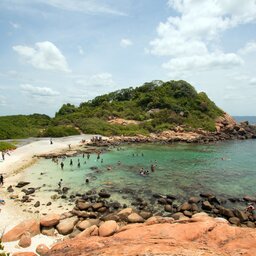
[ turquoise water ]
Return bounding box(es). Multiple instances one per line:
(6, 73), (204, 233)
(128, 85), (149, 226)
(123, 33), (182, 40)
(21, 140), (256, 207)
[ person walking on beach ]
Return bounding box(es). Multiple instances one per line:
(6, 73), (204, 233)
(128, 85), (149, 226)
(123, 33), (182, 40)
(50, 138), (53, 145)
(0, 174), (3, 185)
(1, 151), (5, 160)
(58, 179), (63, 189)
(60, 162), (64, 170)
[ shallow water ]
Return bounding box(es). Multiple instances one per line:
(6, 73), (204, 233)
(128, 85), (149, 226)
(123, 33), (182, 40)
(21, 140), (256, 209)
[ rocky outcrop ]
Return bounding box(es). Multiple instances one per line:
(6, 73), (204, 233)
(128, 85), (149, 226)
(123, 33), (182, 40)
(45, 215), (256, 256)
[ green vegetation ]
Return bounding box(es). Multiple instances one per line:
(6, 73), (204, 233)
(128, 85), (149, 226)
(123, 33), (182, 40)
(0, 238), (10, 256)
(55, 80), (224, 135)
(0, 142), (17, 151)
(0, 80), (224, 139)
(40, 125), (80, 137)
(0, 114), (51, 139)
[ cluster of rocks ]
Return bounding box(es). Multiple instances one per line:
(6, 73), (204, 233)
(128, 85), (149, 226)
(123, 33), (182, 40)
(3, 187), (256, 255)
(88, 114), (256, 145)
(152, 192), (256, 228)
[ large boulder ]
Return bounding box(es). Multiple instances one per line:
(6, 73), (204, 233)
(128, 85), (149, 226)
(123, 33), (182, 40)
(233, 209), (248, 222)
(40, 213), (61, 227)
(16, 181), (30, 188)
(99, 220), (118, 237)
(56, 216), (78, 235)
(2, 219), (40, 242)
(41, 227), (55, 236)
(76, 225), (99, 238)
(36, 244), (50, 256)
(127, 213), (145, 223)
(18, 232), (31, 248)
(76, 219), (100, 231)
(76, 201), (91, 211)
(179, 202), (191, 211)
(202, 201), (213, 211)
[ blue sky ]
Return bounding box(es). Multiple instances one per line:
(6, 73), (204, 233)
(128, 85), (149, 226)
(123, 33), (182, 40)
(0, 0), (256, 116)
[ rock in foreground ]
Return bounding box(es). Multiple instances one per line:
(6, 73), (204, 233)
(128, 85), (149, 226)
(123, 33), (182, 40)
(45, 215), (256, 256)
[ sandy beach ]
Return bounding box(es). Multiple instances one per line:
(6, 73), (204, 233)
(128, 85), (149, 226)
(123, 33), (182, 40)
(0, 135), (96, 254)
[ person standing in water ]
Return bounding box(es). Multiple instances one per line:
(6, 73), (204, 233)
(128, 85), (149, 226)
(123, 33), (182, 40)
(78, 159), (80, 168)
(58, 179), (63, 189)
(70, 159), (73, 166)
(0, 174), (3, 185)
(60, 162), (64, 170)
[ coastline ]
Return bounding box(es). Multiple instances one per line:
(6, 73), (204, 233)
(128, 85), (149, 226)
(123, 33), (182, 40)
(0, 135), (96, 228)
(1, 133), (256, 255)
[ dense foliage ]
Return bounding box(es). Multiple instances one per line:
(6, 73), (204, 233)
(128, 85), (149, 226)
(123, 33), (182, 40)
(0, 80), (224, 139)
(0, 114), (51, 139)
(0, 142), (17, 151)
(55, 80), (224, 135)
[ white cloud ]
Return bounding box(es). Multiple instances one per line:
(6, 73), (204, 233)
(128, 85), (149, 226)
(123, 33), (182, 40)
(163, 53), (243, 76)
(36, 0), (125, 15)
(20, 84), (60, 96)
(238, 41), (256, 55)
(150, 0), (256, 76)
(76, 72), (115, 87)
(249, 78), (256, 85)
(13, 41), (70, 72)
(120, 38), (133, 48)
(78, 45), (84, 55)
(10, 21), (20, 29)
(0, 96), (6, 106)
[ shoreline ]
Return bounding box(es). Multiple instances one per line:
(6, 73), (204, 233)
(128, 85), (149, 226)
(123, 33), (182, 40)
(0, 134), (256, 254)
(0, 135), (97, 230)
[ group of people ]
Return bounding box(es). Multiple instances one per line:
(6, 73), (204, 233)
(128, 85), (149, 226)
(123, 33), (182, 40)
(139, 164), (156, 176)
(91, 136), (103, 143)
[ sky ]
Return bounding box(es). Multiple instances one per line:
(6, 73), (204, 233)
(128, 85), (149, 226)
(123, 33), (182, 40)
(0, 0), (256, 116)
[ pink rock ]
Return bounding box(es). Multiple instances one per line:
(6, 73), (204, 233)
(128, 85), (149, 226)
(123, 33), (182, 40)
(99, 220), (118, 237)
(2, 219), (40, 242)
(36, 244), (50, 256)
(18, 232), (31, 248)
(76, 225), (99, 238)
(12, 253), (37, 256)
(40, 213), (61, 227)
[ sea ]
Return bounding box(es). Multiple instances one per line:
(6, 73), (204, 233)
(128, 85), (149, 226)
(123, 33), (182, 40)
(233, 116), (256, 124)
(21, 139), (256, 211)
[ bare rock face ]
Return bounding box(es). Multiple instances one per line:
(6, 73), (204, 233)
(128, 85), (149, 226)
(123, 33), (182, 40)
(56, 216), (78, 235)
(2, 219), (40, 242)
(40, 213), (61, 227)
(98, 220), (118, 237)
(36, 244), (50, 256)
(45, 215), (256, 256)
(18, 232), (31, 248)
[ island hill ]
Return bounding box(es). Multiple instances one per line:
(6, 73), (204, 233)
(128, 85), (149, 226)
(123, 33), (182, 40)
(0, 80), (255, 144)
